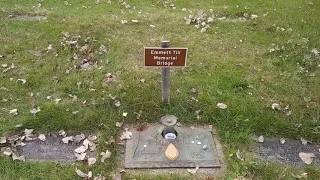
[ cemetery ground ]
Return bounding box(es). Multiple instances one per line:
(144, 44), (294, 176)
(0, 0), (320, 179)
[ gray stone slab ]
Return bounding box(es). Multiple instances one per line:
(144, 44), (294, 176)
(125, 125), (223, 168)
(256, 138), (320, 167)
(18, 136), (96, 162)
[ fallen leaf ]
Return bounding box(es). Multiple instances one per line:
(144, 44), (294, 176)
(17, 79), (26, 84)
(9, 109), (18, 116)
(116, 122), (123, 128)
(0, 137), (6, 144)
(122, 112), (128, 117)
(236, 149), (244, 161)
(100, 150), (112, 162)
(62, 136), (73, 144)
(87, 135), (97, 141)
(88, 157), (97, 166)
(271, 103), (280, 110)
(150, 25), (155, 28)
(88, 171), (93, 178)
(120, 129), (132, 140)
(131, 19), (138, 23)
(300, 138), (308, 145)
(24, 129), (34, 135)
(74, 133), (85, 143)
(16, 141), (26, 147)
(99, 44), (107, 54)
(280, 138), (286, 144)
(106, 136), (115, 145)
(75, 145), (87, 154)
(139, 79), (145, 83)
(257, 135), (264, 143)
(75, 168), (89, 178)
(187, 165), (199, 175)
(58, 130), (66, 137)
(54, 98), (62, 104)
(75, 152), (86, 161)
(217, 103), (227, 109)
(299, 152), (315, 164)
(89, 144), (97, 152)
(120, 20), (128, 24)
(12, 153), (26, 161)
(83, 138), (95, 149)
(30, 106), (41, 114)
(38, 134), (46, 141)
(301, 172), (308, 178)
(3, 147), (13, 156)
(94, 175), (106, 180)
(15, 124), (23, 128)
(251, 14), (258, 19)
(119, 169), (125, 173)
(114, 100), (121, 107)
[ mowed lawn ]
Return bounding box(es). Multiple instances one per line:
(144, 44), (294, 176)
(0, 0), (320, 179)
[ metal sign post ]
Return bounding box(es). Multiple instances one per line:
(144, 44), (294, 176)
(161, 41), (170, 103)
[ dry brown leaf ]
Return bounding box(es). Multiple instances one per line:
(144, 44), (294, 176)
(24, 129), (34, 135)
(75, 168), (88, 178)
(87, 135), (97, 141)
(83, 139), (95, 149)
(114, 100), (121, 107)
(120, 129), (132, 140)
(74, 145), (87, 154)
(105, 136), (115, 145)
(62, 136), (73, 144)
(88, 157), (97, 166)
(116, 122), (123, 128)
(58, 130), (66, 137)
(236, 149), (244, 161)
(271, 103), (280, 110)
(187, 165), (199, 175)
(217, 103), (227, 109)
(257, 135), (264, 143)
(12, 153), (25, 161)
(74, 133), (85, 143)
(100, 150), (111, 162)
(300, 138), (308, 145)
(75, 153), (86, 161)
(30, 106), (41, 114)
(88, 171), (92, 178)
(280, 138), (286, 144)
(9, 109), (18, 116)
(15, 124), (23, 128)
(94, 175), (106, 180)
(299, 152), (315, 164)
(38, 134), (46, 141)
(3, 147), (13, 156)
(0, 137), (6, 144)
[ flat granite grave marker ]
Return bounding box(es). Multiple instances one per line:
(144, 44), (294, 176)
(125, 124), (223, 168)
(256, 138), (320, 167)
(18, 135), (96, 162)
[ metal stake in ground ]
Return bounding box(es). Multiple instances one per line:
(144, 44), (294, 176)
(161, 41), (170, 103)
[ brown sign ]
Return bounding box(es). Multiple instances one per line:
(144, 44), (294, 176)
(144, 47), (188, 67)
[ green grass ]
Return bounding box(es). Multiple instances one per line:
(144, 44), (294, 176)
(1, 0), (320, 179)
